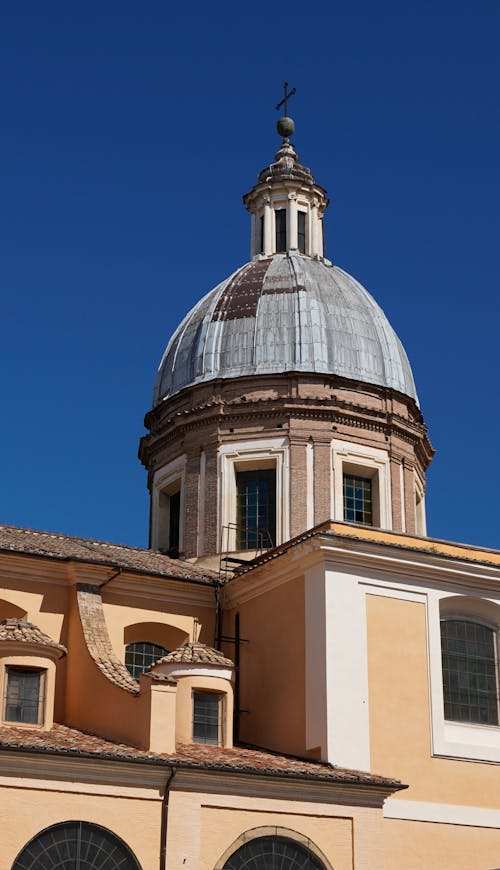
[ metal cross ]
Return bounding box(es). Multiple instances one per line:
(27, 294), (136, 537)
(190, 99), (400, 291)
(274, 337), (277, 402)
(276, 82), (296, 116)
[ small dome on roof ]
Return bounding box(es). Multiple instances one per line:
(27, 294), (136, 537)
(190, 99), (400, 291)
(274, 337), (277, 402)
(153, 641), (233, 668)
(153, 253), (418, 406)
(0, 618), (67, 657)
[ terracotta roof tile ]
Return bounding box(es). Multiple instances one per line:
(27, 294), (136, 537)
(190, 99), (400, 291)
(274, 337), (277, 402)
(0, 619), (67, 657)
(76, 585), (138, 694)
(155, 641), (233, 668)
(0, 525), (217, 584)
(0, 723), (403, 789)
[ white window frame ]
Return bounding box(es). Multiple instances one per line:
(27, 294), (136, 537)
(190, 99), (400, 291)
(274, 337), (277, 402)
(219, 437), (289, 553)
(332, 439), (391, 530)
(428, 592), (500, 762)
(151, 456), (186, 553)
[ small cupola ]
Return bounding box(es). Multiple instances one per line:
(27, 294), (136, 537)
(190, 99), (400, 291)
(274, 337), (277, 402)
(243, 86), (329, 259)
(149, 641), (234, 748)
(0, 618), (66, 730)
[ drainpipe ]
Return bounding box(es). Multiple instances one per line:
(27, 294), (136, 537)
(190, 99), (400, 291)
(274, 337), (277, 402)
(160, 766), (177, 870)
(98, 567), (122, 589)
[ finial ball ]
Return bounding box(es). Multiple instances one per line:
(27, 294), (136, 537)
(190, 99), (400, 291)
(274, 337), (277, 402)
(277, 116), (295, 138)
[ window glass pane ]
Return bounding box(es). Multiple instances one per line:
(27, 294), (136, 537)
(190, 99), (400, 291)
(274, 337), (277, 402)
(343, 474), (372, 526)
(4, 668), (41, 724)
(259, 215), (264, 253)
(193, 691), (221, 745)
(223, 835), (324, 869)
(13, 820), (140, 870)
(275, 209), (287, 252)
(169, 489), (181, 551)
(125, 642), (169, 680)
(298, 211), (306, 253)
(441, 619), (499, 725)
(236, 468), (276, 550)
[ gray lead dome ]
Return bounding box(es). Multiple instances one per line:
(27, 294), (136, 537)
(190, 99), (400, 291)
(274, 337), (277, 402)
(153, 253), (418, 406)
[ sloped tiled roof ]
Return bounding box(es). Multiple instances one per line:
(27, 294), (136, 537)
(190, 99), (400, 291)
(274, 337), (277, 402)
(0, 723), (404, 790)
(0, 525), (217, 584)
(0, 619), (66, 657)
(76, 585), (139, 694)
(155, 641), (233, 668)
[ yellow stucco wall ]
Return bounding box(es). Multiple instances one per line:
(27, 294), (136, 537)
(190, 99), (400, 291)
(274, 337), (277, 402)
(366, 593), (500, 803)
(166, 790), (386, 870)
(0, 582), (67, 645)
(102, 595), (215, 660)
(0, 781), (162, 870)
(0, 777), (390, 870)
(226, 575), (306, 756)
(366, 593), (500, 865)
(383, 818), (500, 870)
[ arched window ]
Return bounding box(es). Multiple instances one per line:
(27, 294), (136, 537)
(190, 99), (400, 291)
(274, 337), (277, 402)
(125, 641), (169, 679)
(441, 618), (499, 725)
(221, 834), (327, 870)
(12, 821), (140, 870)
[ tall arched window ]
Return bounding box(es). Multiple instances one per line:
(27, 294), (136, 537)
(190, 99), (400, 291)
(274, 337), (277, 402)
(441, 618), (499, 725)
(12, 821), (140, 870)
(220, 834), (327, 870)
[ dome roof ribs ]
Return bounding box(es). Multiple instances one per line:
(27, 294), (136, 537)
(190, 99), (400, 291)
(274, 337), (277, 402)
(151, 121), (420, 407)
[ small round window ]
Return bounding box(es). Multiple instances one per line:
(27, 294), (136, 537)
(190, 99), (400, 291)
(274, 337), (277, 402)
(222, 835), (325, 869)
(12, 820), (140, 870)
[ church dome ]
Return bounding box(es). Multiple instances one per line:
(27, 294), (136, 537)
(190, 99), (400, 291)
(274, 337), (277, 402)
(152, 252), (418, 406)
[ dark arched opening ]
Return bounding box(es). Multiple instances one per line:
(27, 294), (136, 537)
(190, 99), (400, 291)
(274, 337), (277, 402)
(12, 820), (141, 870)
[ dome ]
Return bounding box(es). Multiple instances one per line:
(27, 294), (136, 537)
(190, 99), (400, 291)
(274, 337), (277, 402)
(153, 252), (418, 406)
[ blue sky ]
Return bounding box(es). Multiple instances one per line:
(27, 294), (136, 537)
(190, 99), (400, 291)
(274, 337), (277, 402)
(1, 2), (499, 550)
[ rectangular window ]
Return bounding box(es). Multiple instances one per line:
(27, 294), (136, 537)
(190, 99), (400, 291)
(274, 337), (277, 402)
(259, 215), (264, 254)
(158, 482), (182, 556)
(169, 489), (181, 551)
(441, 619), (499, 725)
(193, 691), (221, 745)
(3, 667), (44, 725)
(298, 211), (306, 253)
(236, 468), (276, 549)
(275, 209), (287, 252)
(343, 473), (373, 525)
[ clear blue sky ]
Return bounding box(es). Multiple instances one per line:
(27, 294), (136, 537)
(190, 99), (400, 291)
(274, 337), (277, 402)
(1, 2), (499, 550)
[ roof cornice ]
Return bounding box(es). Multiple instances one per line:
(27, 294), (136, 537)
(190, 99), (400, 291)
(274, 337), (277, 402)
(226, 524), (500, 606)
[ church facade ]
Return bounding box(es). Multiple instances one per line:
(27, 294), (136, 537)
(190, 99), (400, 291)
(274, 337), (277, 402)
(0, 111), (499, 869)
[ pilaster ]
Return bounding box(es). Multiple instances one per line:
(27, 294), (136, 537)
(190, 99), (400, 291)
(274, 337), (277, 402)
(313, 439), (332, 525)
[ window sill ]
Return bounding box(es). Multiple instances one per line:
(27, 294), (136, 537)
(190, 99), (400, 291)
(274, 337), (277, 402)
(433, 720), (500, 763)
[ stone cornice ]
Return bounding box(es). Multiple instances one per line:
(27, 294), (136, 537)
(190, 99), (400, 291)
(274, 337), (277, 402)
(140, 392), (433, 471)
(225, 528), (500, 606)
(0, 749), (167, 792)
(171, 767), (402, 806)
(0, 551), (216, 600)
(0, 749), (402, 806)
